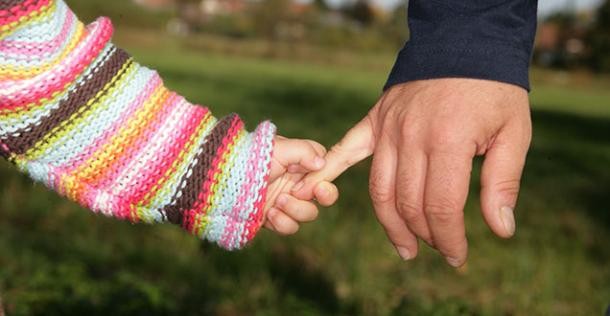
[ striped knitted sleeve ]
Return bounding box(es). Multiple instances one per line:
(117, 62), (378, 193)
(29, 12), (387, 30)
(0, 0), (276, 250)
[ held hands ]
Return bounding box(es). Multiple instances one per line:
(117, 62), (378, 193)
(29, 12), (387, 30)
(292, 78), (532, 267)
(263, 136), (339, 235)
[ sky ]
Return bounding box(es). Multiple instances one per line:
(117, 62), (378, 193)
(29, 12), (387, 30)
(537, 0), (604, 16)
(325, 0), (605, 16)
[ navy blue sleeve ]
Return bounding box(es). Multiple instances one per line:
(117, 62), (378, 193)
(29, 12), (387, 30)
(385, 0), (538, 91)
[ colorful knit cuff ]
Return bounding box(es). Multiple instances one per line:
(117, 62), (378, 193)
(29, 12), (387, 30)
(0, 0), (276, 250)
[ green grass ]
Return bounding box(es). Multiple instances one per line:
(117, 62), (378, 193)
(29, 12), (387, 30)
(1, 32), (609, 315)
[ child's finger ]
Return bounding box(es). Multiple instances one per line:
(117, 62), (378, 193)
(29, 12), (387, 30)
(305, 140), (327, 157)
(266, 207), (300, 235)
(275, 194), (319, 222)
(275, 138), (326, 171)
(287, 164), (313, 174)
(286, 140), (328, 173)
(264, 219), (278, 232)
(313, 182), (339, 207)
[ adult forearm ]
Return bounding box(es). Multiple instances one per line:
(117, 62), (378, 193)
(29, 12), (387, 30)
(385, 0), (538, 91)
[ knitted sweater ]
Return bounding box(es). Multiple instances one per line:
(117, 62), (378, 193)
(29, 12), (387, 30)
(0, 0), (275, 250)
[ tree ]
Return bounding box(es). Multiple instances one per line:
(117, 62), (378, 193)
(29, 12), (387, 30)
(313, 0), (330, 12)
(175, 0), (200, 13)
(588, 0), (610, 72)
(384, 3), (409, 47)
(174, 0), (203, 28)
(341, 0), (376, 26)
(175, 0), (200, 7)
(251, 0), (291, 40)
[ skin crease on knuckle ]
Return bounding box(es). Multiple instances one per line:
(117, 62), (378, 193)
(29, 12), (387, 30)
(486, 178), (521, 201)
(368, 169), (394, 204)
(424, 199), (462, 228)
(396, 198), (434, 245)
(396, 199), (424, 224)
(424, 200), (467, 259)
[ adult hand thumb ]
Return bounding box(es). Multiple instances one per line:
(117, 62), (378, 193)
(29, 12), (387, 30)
(292, 116), (376, 200)
(480, 120), (531, 239)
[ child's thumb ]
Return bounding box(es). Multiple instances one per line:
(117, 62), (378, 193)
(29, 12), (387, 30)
(292, 117), (376, 200)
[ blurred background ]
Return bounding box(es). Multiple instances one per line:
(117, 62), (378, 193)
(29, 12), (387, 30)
(1, 0), (609, 315)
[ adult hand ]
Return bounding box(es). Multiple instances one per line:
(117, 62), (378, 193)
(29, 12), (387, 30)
(293, 78), (532, 267)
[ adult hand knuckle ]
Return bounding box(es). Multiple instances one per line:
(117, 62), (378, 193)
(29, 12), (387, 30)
(430, 129), (464, 151)
(369, 178), (394, 203)
(396, 199), (423, 222)
(493, 179), (521, 200)
(399, 121), (419, 139)
(425, 199), (459, 224)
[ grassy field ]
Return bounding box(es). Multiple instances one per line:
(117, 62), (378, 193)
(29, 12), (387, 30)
(1, 28), (610, 315)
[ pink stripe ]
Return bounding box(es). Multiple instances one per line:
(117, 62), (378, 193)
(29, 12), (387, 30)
(0, 142), (9, 152)
(0, 17), (112, 109)
(92, 97), (198, 215)
(59, 74), (162, 175)
(93, 92), (183, 187)
(0, 0), (48, 25)
(0, 16), (108, 90)
(0, 7), (75, 57)
(85, 93), (183, 219)
(246, 124), (274, 242)
(220, 122), (271, 248)
(220, 132), (261, 247)
(118, 105), (208, 214)
(183, 117), (244, 232)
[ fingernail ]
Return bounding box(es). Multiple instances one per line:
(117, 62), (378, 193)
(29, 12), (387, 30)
(314, 157), (325, 169)
(396, 247), (412, 261)
(499, 206), (516, 236)
(292, 181), (305, 192)
(446, 257), (462, 267)
(276, 195), (288, 207)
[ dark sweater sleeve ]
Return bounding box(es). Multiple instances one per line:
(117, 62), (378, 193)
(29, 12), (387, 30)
(385, 0), (538, 91)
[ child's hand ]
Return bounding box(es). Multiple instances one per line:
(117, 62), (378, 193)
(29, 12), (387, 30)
(263, 136), (339, 235)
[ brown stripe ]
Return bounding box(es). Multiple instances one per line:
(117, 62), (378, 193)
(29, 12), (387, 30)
(4, 48), (130, 155)
(163, 114), (239, 224)
(0, 0), (29, 11)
